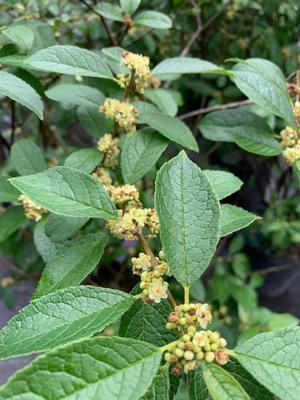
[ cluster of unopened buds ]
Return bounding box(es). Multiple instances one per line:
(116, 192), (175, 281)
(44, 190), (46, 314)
(100, 98), (138, 132)
(92, 167), (112, 187)
(164, 303), (229, 374)
(280, 101), (300, 165)
(19, 195), (46, 222)
(131, 251), (171, 303)
(106, 184), (141, 209)
(97, 134), (120, 169)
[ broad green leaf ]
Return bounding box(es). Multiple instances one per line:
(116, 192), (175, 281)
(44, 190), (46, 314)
(44, 214), (89, 241)
(267, 313), (298, 331)
(2, 25), (34, 52)
(0, 336), (162, 400)
(136, 103), (198, 151)
(101, 46), (128, 75)
(0, 54), (27, 67)
(189, 368), (210, 400)
(120, 0), (141, 15)
(230, 59), (294, 127)
(143, 369), (170, 400)
(234, 327), (300, 400)
(121, 128), (168, 184)
(46, 84), (105, 107)
(154, 152), (220, 286)
(0, 286), (133, 360)
(0, 207), (25, 243)
(199, 109), (282, 156)
(0, 177), (20, 202)
(144, 89), (178, 116)
(10, 139), (47, 176)
(25, 45), (113, 79)
(96, 2), (124, 22)
(220, 204), (259, 237)
(77, 105), (114, 138)
(64, 148), (103, 173)
(134, 10), (172, 29)
(0, 71), (43, 119)
(203, 363), (250, 400)
(153, 57), (229, 77)
(9, 166), (117, 219)
(204, 170), (243, 200)
(34, 232), (108, 298)
(119, 299), (177, 346)
(34, 219), (58, 262)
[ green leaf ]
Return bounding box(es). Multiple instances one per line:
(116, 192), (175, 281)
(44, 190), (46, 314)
(203, 363), (250, 400)
(199, 109), (282, 156)
(220, 204), (259, 237)
(134, 10), (172, 29)
(64, 148), (103, 173)
(153, 57), (229, 77)
(121, 128), (168, 184)
(10, 139), (47, 176)
(189, 368), (210, 400)
(46, 84), (105, 107)
(33, 219), (58, 262)
(154, 152), (220, 286)
(44, 214), (89, 241)
(267, 313), (298, 331)
(25, 45), (113, 79)
(120, 0), (141, 15)
(0, 336), (162, 400)
(9, 166), (117, 219)
(119, 299), (177, 346)
(204, 170), (243, 200)
(0, 71), (43, 119)
(34, 232), (108, 298)
(0, 177), (20, 202)
(234, 327), (300, 400)
(0, 207), (25, 243)
(230, 58), (294, 127)
(0, 286), (133, 360)
(136, 102), (198, 151)
(143, 369), (170, 400)
(144, 89), (178, 116)
(96, 2), (124, 22)
(2, 25), (34, 52)
(77, 105), (114, 138)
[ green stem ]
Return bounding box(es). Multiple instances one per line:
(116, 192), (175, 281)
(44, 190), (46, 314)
(159, 340), (181, 353)
(184, 286), (190, 304)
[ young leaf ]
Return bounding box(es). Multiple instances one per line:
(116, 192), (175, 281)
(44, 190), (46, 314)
(34, 219), (58, 262)
(155, 151), (220, 286)
(199, 109), (282, 156)
(0, 336), (162, 400)
(34, 232), (108, 298)
(189, 368), (210, 400)
(220, 204), (259, 237)
(44, 214), (89, 241)
(234, 327), (300, 400)
(0, 207), (25, 243)
(120, 0), (141, 15)
(9, 166), (117, 219)
(25, 45), (113, 79)
(0, 71), (43, 119)
(64, 148), (103, 173)
(134, 11), (172, 29)
(77, 105), (114, 138)
(121, 128), (168, 184)
(203, 362), (250, 400)
(144, 89), (178, 116)
(0, 177), (20, 202)
(2, 25), (34, 53)
(204, 170), (243, 200)
(142, 369), (170, 400)
(10, 139), (47, 175)
(46, 84), (105, 107)
(96, 2), (124, 22)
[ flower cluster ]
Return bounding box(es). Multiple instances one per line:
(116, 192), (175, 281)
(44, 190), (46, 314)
(92, 167), (112, 187)
(166, 303), (212, 333)
(281, 127), (300, 165)
(131, 252), (171, 303)
(106, 184), (141, 209)
(293, 100), (300, 118)
(107, 208), (159, 240)
(100, 98), (138, 132)
(97, 134), (120, 169)
(19, 195), (46, 222)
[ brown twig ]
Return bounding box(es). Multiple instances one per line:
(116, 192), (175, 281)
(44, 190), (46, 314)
(180, 0), (202, 57)
(123, 71), (136, 100)
(10, 100), (16, 145)
(247, 263), (295, 276)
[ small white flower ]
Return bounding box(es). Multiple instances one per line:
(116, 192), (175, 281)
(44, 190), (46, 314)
(148, 280), (168, 303)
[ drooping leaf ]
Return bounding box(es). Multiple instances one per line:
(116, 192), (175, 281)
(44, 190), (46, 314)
(134, 11), (172, 29)
(96, 2), (124, 22)
(44, 214), (89, 241)
(9, 166), (117, 219)
(0, 207), (25, 243)
(46, 84), (105, 107)
(10, 139), (47, 176)
(220, 204), (259, 237)
(121, 128), (168, 184)
(204, 170), (243, 200)
(154, 152), (220, 286)
(143, 369), (170, 400)
(33, 219), (58, 262)
(64, 148), (102, 173)
(34, 232), (108, 298)
(203, 362), (250, 400)
(120, 0), (141, 15)
(0, 336), (162, 400)
(25, 45), (113, 79)
(0, 71), (43, 119)
(234, 327), (300, 400)
(77, 105), (114, 138)
(144, 89), (178, 116)
(2, 25), (34, 53)
(0, 286), (134, 360)
(0, 177), (20, 202)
